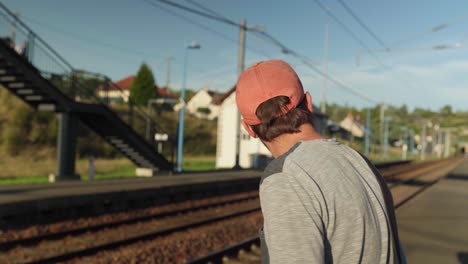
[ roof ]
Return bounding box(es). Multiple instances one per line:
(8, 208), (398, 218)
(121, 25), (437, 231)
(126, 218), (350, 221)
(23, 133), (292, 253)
(213, 86), (236, 105)
(97, 75), (134, 91)
(157, 87), (176, 98)
(114, 75), (135, 90)
(97, 75), (177, 98)
(207, 90), (225, 102)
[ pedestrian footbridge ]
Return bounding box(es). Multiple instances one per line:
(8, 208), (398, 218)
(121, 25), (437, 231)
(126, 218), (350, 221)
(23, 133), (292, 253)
(0, 2), (173, 180)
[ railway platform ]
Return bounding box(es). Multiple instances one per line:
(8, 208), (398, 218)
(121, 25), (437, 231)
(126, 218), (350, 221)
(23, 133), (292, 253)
(0, 170), (262, 228)
(0, 160), (408, 229)
(397, 158), (468, 264)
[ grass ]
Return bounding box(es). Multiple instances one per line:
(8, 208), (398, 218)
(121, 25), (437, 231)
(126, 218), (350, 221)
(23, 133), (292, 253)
(182, 155), (216, 171)
(0, 158), (137, 185)
(0, 150), (216, 185)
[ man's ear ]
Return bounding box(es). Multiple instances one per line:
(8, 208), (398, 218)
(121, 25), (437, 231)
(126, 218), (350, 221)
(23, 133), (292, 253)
(241, 119), (257, 138)
(305, 92), (314, 113)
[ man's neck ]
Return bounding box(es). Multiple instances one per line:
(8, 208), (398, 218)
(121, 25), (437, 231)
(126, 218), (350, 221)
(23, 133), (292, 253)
(264, 124), (326, 158)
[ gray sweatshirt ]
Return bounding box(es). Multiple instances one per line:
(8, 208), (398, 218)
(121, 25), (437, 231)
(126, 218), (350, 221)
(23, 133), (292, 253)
(259, 139), (405, 264)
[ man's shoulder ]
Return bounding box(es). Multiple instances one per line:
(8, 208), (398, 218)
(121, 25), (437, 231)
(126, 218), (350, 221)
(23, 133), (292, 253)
(262, 139), (341, 184)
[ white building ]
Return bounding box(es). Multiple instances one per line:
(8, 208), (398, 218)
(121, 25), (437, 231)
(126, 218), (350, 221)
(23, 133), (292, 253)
(174, 88), (223, 120)
(339, 112), (365, 138)
(216, 87), (327, 169)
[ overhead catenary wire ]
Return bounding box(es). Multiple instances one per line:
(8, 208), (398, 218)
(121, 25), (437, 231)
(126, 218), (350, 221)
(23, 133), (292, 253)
(314, 0), (420, 97)
(21, 6), (242, 81)
(336, 0), (387, 49)
(149, 0), (381, 104)
(184, 0), (229, 22)
(250, 30), (379, 104)
(146, 0), (239, 27)
(183, 0), (278, 61)
(390, 13), (468, 48)
(21, 16), (168, 60)
(142, 0), (271, 59)
(336, 1), (468, 51)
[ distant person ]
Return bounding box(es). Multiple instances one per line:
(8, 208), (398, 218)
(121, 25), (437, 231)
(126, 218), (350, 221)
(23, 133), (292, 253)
(235, 59), (406, 264)
(14, 42), (22, 54)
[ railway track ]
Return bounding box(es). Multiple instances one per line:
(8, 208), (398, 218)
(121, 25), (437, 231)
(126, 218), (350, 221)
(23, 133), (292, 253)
(0, 191), (260, 263)
(0, 159), (459, 264)
(187, 157), (463, 264)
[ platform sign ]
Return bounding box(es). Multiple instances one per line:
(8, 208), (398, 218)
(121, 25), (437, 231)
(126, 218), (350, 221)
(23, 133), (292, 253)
(155, 133), (168, 141)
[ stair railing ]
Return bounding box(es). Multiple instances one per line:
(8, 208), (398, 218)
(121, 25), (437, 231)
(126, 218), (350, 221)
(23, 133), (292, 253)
(0, 2), (174, 161)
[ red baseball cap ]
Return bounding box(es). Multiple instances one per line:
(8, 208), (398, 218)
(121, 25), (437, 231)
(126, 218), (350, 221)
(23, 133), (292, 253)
(236, 59), (305, 125)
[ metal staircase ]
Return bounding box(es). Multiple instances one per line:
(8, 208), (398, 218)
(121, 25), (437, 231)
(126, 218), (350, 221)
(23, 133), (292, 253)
(0, 3), (173, 177)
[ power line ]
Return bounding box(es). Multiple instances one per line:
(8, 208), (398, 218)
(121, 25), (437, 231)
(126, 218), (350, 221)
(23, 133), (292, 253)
(147, 0), (238, 27)
(143, 0), (236, 43)
(313, 0), (417, 94)
(184, 0), (228, 21)
(250, 31), (379, 104)
(336, 0), (387, 48)
(142, 0), (271, 58)
(149, 0), (381, 103)
(183, 0), (274, 59)
(390, 13), (468, 48)
(22, 16), (167, 60)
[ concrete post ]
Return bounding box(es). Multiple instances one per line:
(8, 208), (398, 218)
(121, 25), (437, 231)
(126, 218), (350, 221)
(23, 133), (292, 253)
(89, 156), (95, 181)
(421, 125), (427, 161)
(402, 126), (408, 160)
(55, 112), (80, 181)
(409, 129), (415, 156)
(383, 117), (391, 159)
(364, 108), (371, 156)
(444, 129), (451, 157)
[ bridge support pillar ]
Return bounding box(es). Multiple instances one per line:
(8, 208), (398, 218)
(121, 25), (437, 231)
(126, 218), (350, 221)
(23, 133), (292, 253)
(53, 112), (80, 181)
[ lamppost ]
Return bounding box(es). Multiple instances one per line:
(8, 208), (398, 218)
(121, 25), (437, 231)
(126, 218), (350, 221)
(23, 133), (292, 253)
(176, 41), (200, 172)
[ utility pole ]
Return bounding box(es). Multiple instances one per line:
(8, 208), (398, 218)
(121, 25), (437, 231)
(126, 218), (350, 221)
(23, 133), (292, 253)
(321, 21), (328, 113)
(166, 56), (173, 88)
(233, 18), (246, 169)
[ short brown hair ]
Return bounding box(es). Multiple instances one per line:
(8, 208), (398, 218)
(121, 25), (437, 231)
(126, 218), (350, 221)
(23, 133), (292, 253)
(251, 95), (314, 142)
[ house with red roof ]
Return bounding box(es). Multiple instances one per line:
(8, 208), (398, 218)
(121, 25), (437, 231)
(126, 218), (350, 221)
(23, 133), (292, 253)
(173, 87), (224, 120)
(97, 75), (177, 104)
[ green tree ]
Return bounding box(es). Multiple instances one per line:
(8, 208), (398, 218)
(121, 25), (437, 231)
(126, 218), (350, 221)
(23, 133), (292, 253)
(173, 88), (195, 101)
(440, 105), (452, 115)
(130, 63), (158, 105)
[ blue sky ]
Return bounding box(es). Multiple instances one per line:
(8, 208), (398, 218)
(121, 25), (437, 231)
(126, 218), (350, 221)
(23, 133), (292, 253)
(2, 0), (468, 111)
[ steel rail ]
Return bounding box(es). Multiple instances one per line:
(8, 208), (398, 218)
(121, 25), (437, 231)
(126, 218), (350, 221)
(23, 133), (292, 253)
(0, 193), (259, 251)
(28, 206), (261, 264)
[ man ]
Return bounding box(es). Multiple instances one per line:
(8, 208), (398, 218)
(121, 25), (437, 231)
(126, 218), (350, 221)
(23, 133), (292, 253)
(235, 60), (405, 263)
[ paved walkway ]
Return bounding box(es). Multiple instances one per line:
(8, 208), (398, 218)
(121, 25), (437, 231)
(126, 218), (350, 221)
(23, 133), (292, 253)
(397, 158), (468, 264)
